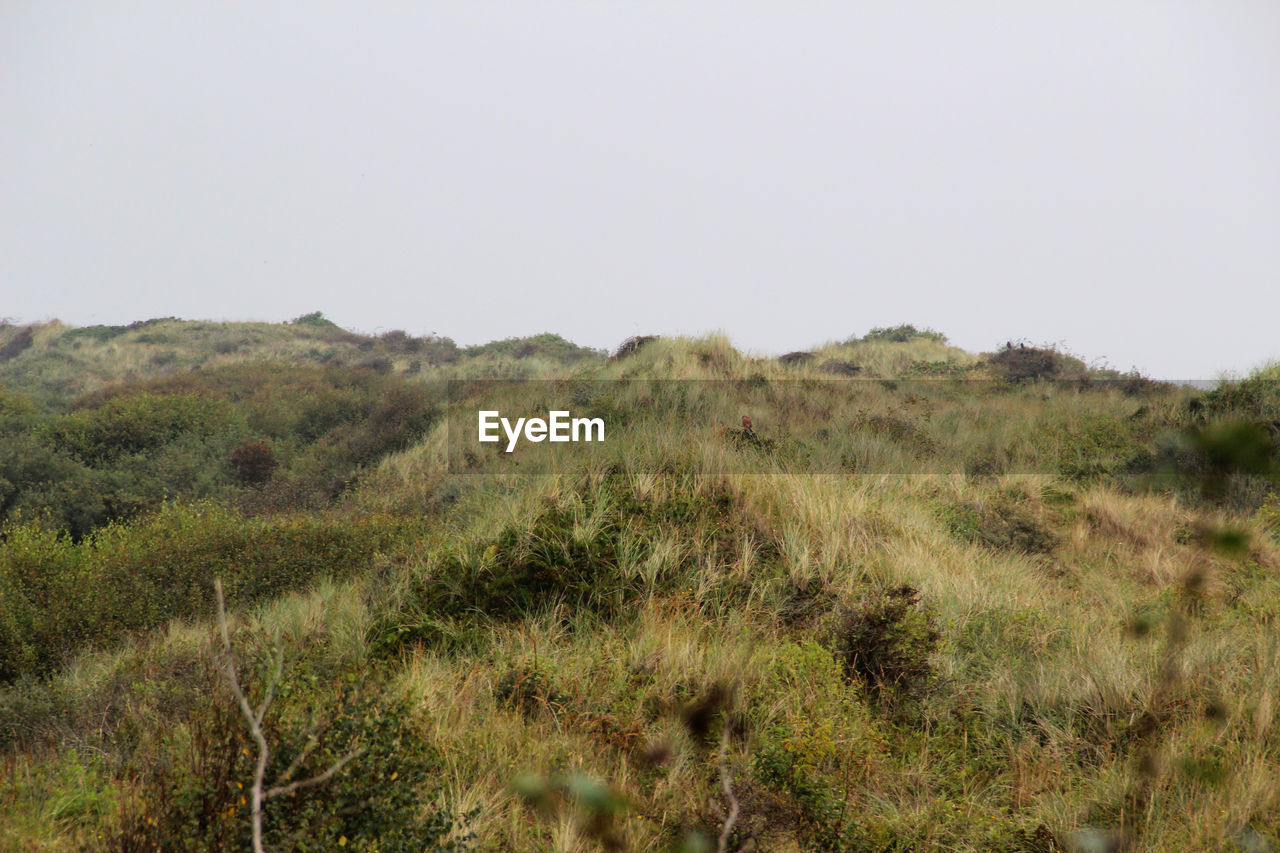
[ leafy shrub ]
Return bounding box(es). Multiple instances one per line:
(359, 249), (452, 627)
(610, 335), (659, 360)
(818, 359), (861, 376)
(0, 433), (108, 538)
(59, 318), (177, 344)
(361, 356), (394, 374)
(851, 410), (936, 457)
(1051, 411), (1154, 484)
(901, 359), (967, 378)
(495, 663), (570, 719)
(56, 365), (443, 516)
(424, 502), (629, 622)
(0, 327), (34, 362)
(0, 503), (410, 680)
(855, 325), (948, 344)
(417, 335), (461, 365)
(47, 393), (239, 466)
(937, 499), (1057, 555)
(116, 679), (467, 851)
(227, 440), (277, 486)
(987, 346), (1064, 383)
(829, 585), (940, 702)
(1190, 369), (1280, 423)
(377, 477), (748, 651)
(466, 333), (604, 363)
(291, 311), (339, 329)
(61, 325), (132, 343)
(378, 329), (421, 353)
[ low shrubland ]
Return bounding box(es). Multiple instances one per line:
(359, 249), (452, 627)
(1, 323), (1279, 850)
(0, 362), (444, 537)
(0, 502), (412, 681)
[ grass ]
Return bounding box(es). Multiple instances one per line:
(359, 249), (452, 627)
(0, 322), (1278, 850)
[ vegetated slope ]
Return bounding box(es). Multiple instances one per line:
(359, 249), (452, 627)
(2, 327), (1279, 852)
(0, 314), (604, 404)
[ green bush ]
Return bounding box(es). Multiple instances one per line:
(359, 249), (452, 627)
(829, 585), (940, 703)
(0, 503), (411, 680)
(46, 393), (240, 466)
(377, 476), (748, 652)
(0, 327), (34, 362)
(855, 325), (948, 344)
(1190, 369), (1280, 423)
(0, 434), (107, 538)
(227, 440), (277, 486)
(464, 333), (605, 363)
(987, 346), (1064, 383)
(291, 311), (339, 329)
(116, 679), (467, 851)
(0, 365), (444, 531)
(937, 498), (1057, 555)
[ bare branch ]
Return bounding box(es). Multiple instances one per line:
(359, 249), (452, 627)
(214, 578), (363, 852)
(717, 726), (740, 853)
(266, 748), (365, 800)
(276, 726), (321, 786)
(215, 580), (267, 753)
(216, 578), (273, 853)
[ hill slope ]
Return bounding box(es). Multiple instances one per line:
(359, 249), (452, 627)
(2, 323), (1278, 851)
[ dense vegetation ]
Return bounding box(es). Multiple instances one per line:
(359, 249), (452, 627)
(2, 318), (1278, 851)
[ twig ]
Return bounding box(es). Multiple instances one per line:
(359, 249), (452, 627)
(266, 749), (365, 800)
(275, 726), (320, 786)
(215, 580), (272, 853)
(717, 726), (740, 853)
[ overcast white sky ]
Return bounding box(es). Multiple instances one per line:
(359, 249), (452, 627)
(3, 3), (1278, 377)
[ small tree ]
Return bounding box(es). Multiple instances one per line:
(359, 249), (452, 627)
(214, 580), (362, 853)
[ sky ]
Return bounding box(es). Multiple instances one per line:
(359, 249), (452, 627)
(3, 2), (1278, 379)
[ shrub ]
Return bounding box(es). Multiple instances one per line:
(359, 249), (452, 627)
(1191, 369), (1280, 423)
(901, 359), (968, 378)
(291, 311), (339, 329)
(227, 441), (277, 486)
(61, 324), (131, 343)
(46, 393), (239, 466)
(361, 356), (394, 375)
(377, 476), (748, 652)
(425, 501), (629, 622)
(0, 503), (409, 680)
(610, 335), (658, 360)
(851, 410), (936, 457)
(988, 346), (1064, 383)
(0, 327), (34, 362)
(855, 325), (948, 344)
(495, 663), (570, 719)
(0, 427), (109, 537)
(938, 499), (1057, 555)
(379, 329), (423, 353)
(829, 585), (940, 702)
(818, 359), (861, 377)
(466, 333), (604, 363)
(115, 678), (467, 851)
(70, 364), (443, 514)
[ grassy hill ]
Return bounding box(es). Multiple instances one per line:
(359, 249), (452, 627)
(2, 321), (1278, 851)
(0, 315), (604, 405)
